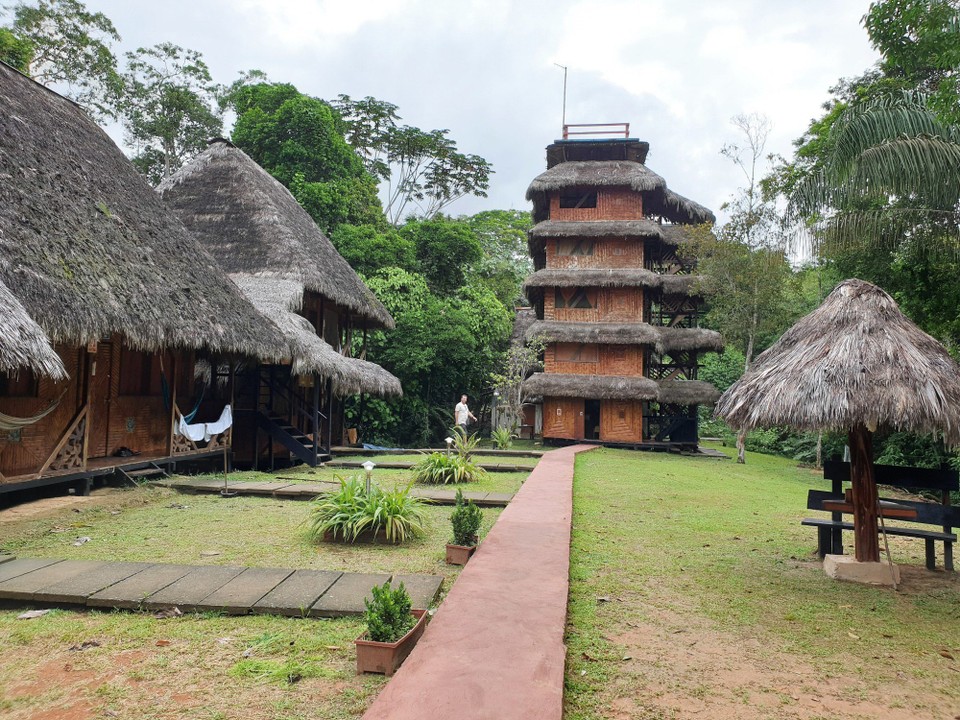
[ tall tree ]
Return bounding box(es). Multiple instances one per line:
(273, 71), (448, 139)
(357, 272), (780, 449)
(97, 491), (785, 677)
(0, 26), (32, 71)
(230, 83), (383, 233)
(120, 42), (222, 185)
(464, 209), (533, 308)
(334, 94), (492, 224)
(3, 0), (122, 117)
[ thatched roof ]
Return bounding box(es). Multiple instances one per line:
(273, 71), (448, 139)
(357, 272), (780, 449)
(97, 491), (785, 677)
(522, 372), (658, 401)
(0, 277), (66, 379)
(523, 269), (701, 301)
(0, 64), (285, 359)
(526, 161), (666, 198)
(529, 220), (663, 240)
(644, 189), (716, 225)
(525, 321), (722, 354)
(521, 373), (719, 405)
(158, 140), (394, 330)
(510, 307), (537, 345)
(716, 279), (960, 444)
(231, 276), (400, 398)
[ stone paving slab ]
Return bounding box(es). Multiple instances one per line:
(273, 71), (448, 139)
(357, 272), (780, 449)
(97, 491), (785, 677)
(88, 564), (195, 609)
(0, 554), (15, 565)
(273, 483), (332, 498)
(195, 568), (294, 614)
(0, 559), (100, 601)
(141, 565), (246, 611)
(391, 574), (443, 611)
(252, 569), (342, 617)
(224, 482), (296, 495)
(34, 561), (152, 604)
(311, 572), (391, 617)
(0, 557), (62, 584)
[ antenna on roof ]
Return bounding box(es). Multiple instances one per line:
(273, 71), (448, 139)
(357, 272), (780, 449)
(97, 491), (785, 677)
(554, 63), (567, 135)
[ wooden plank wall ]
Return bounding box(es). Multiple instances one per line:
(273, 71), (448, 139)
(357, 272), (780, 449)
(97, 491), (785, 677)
(600, 400), (643, 443)
(544, 288), (644, 323)
(544, 344), (643, 377)
(549, 189), (643, 222)
(0, 346), (85, 479)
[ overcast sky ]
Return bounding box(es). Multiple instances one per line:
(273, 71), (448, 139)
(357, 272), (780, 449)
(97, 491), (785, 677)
(83, 0), (880, 223)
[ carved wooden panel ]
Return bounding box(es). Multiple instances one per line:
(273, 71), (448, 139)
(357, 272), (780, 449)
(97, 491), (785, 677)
(542, 398), (582, 440)
(600, 400), (642, 443)
(49, 416), (86, 472)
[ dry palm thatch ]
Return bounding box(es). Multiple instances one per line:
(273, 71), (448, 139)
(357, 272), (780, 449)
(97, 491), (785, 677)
(657, 380), (721, 405)
(529, 219), (664, 239)
(0, 64), (285, 360)
(523, 269), (702, 300)
(525, 321), (723, 353)
(231, 277), (401, 398)
(526, 161), (666, 196)
(522, 372), (659, 402)
(510, 307), (538, 345)
(158, 140), (394, 330)
(643, 189), (716, 225)
(0, 277), (66, 379)
(716, 279), (960, 444)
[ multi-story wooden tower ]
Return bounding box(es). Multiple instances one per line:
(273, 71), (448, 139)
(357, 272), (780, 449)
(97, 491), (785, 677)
(521, 125), (722, 447)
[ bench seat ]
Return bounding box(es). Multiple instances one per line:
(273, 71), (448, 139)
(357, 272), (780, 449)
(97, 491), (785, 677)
(801, 517), (956, 570)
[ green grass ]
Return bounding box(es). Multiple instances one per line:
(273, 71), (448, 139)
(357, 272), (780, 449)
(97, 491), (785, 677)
(565, 446), (960, 719)
(333, 453), (540, 467)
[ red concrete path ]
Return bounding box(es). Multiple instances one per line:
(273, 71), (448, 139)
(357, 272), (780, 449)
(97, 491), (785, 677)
(363, 444), (596, 720)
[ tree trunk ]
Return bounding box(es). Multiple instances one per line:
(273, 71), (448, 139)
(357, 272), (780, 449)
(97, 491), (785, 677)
(736, 428), (746, 464)
(815, 430), (823, 470)
(848, 425), (880, 562)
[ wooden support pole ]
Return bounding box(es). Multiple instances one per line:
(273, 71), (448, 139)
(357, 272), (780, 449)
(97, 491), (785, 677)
(848, 425), (880, 562)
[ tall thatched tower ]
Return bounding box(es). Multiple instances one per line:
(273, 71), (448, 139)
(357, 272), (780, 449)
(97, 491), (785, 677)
(521, 125), (722, 447)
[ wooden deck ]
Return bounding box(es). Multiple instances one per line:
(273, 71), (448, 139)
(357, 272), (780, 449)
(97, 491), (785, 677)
(0, 557), (443, 617)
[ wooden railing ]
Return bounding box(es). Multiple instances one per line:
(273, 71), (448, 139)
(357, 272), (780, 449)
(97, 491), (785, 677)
(562, 123), (630, 139)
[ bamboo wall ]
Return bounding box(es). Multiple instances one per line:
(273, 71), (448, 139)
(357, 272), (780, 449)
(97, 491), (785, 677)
(549, 188), (643, 221)
(545, 237), (643, 269)
(542, 398), (583, 440)
(543, 287), (644, 323)
(599, 400), (643, 443)
(543, 343), (644, 376)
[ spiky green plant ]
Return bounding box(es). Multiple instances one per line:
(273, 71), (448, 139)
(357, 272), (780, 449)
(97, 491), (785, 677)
(452, 425), (482, 458)
(412, 451), (485, 484)
(306, 476), (427, 544)
(490, 427), (513, 450)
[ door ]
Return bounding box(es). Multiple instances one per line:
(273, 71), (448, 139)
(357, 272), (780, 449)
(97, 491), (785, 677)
(87, 342), (114, 458)
(542, 398), (584, 440)
(600, 400), (643, 443)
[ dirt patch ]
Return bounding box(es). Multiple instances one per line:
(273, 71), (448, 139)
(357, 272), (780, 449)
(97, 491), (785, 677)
(602, 583), (957, 720)
(0, 488), (126, 524)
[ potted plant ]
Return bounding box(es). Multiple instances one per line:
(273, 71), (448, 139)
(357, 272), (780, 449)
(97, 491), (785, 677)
(355, 581), (428, 676)
(446, 489), (483, 565)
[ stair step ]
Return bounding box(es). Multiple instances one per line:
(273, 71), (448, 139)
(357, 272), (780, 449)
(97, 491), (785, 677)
(123, 468), (167, 478)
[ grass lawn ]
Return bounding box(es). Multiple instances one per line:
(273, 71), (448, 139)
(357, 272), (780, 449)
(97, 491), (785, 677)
(332, 452), (541, 469)
(565, 446), (960, 720)
(0, 477), (504, 720)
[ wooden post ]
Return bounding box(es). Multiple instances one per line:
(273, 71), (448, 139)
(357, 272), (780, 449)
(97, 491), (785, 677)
(848, 425), (880, 562)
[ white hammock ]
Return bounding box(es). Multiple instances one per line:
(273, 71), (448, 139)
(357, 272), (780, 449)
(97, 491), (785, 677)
(176, 404), (232, 443)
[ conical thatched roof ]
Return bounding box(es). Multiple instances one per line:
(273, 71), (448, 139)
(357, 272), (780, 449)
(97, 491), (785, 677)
(230, 277), (400, 397)
(158, 140), (394, 330)
(716, 279), (960, 444)
(0, 63), (285, 360)
(0, 277), (66, 379)
(526, 161), (666, 198)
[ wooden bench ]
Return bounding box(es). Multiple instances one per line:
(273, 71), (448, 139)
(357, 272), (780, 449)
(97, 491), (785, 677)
(802, 460), (958, 571)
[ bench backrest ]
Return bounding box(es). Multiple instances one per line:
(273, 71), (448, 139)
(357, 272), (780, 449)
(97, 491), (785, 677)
(807, 489), (960, 527)
(823, 460), (959, 493)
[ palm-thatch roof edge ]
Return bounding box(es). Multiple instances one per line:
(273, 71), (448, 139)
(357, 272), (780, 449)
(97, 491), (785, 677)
(529, 219), (664, 240)
(0, 277), (67, 379)
(159, 141), (394, 330)
(521, 373), (717, 405)
(0, 63), (286, 361)
(525, 321), (722, 352)
(525, 161), (666, 200)
(716, 279), (960, 445)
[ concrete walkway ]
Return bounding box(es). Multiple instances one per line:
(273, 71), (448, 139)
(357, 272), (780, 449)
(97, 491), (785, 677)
(0, 557), (442, 617)
(363, 444), (596, 720)
(326, 460), (534, 472)
(162, 477), (514, 507)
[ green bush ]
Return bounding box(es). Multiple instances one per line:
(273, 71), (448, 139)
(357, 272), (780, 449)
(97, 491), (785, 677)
(306, 476), (427, 544)
(412, 451), (485, 484)
(450, 489), (483, 546)
(452, 426), (482, 457)
(364, 581), (415, 643)
(490, 427), (513, 450)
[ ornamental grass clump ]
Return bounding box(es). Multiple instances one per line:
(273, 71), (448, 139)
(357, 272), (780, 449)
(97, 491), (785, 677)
(491, 427), (513, 450)
(412, 451), (485, 484)
(364, 581), (415, 643)
(306, 476), (427, 544)
(450, 489), (483, 547)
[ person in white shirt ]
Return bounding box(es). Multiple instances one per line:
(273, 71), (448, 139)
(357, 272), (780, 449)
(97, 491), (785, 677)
(454, 394), (476, 432)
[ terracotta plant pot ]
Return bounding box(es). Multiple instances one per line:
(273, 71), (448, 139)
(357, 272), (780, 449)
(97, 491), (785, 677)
(445, 542), (478, 565)
(355, 609), (428, 676)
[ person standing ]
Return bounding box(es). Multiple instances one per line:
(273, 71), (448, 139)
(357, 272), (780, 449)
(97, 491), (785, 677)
(454, 394), (476, 432)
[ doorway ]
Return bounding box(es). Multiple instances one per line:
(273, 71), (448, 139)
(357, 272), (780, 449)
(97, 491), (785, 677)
(584, 399), (601, 440)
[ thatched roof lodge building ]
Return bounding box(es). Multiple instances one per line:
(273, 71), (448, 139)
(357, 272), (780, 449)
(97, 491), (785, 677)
(520, 126), (721, 446)
(0, 62), (285, 494)
(159, 140), (401, 466)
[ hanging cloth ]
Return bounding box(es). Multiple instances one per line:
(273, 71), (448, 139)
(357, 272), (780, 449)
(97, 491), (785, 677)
(176, 404), (232, 443)
(0, 389), (67, 431)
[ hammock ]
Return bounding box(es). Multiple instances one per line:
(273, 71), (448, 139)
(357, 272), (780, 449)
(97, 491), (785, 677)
(161, 372), (205, 424)
(176, 404), (232, 443)
(0, 389), (67, 431)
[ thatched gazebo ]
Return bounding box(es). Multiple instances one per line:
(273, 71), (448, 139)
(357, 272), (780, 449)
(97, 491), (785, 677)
(716, 279), (960, 564)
